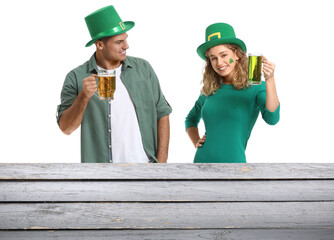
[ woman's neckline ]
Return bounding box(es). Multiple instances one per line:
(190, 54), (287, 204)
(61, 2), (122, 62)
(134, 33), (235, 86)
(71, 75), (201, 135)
(221, 83), (234, 88)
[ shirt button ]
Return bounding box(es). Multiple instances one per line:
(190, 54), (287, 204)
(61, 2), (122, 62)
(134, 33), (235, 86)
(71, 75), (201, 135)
(109, 129), (111, 132)
(109, 160), (112, 163)
(109, 145), (112, 148)
(108, 114), (111, 118)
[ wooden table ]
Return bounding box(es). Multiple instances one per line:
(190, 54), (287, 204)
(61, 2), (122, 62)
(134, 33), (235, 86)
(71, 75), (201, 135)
(0, 163), (333, 239)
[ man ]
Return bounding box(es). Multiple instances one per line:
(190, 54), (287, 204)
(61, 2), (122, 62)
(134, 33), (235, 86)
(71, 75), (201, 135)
(56, 5), (172, 163)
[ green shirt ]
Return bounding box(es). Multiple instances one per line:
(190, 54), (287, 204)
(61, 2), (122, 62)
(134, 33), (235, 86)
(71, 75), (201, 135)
(57, 54), (172, 163)
(185, 82), (280, 163)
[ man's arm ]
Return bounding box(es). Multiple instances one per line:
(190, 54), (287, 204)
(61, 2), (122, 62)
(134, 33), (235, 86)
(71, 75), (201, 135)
(59, 74), (97, 135)
(157, 115), (170, 163)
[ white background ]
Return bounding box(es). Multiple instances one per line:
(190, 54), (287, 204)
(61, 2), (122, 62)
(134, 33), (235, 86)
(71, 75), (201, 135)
(0, 0), (333, 163)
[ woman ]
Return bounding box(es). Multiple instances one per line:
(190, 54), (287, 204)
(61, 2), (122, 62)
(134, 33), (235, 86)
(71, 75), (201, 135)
(185, 23), (280, 163)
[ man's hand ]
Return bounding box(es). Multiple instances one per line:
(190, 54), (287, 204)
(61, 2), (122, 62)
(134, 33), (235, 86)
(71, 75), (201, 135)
(82, 74), (98, 99)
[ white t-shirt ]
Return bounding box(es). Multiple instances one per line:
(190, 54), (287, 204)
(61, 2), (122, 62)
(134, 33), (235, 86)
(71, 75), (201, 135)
(97, 65), (150, 163)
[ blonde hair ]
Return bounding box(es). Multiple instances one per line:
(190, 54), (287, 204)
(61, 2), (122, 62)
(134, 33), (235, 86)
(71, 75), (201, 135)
(201, 44), (248, 96)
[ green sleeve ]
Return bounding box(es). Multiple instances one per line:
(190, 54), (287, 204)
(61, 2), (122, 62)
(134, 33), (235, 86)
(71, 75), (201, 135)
(56, 71), (79, 125)
(255, 83), (280, 125)
(185, 94), (206, 131)
(147, 62), (172, 119)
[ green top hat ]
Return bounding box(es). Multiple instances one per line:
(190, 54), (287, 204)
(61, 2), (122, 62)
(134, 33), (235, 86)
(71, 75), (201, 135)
(197, 23), (247, 60)
(84, 5), (135, 47)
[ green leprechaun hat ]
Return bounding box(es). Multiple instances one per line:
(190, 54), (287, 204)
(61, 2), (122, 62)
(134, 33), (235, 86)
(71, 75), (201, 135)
(85, 5), (135, 47)
(197, 23), (247, 60)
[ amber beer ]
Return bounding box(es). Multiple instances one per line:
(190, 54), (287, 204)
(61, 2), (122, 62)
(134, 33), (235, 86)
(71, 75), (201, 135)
(248, 53), (262, 85)
(97, 69), (116, 100)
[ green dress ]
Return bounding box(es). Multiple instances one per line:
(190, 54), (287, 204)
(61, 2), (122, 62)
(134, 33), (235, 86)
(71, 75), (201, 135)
(185, 82), (280, 163)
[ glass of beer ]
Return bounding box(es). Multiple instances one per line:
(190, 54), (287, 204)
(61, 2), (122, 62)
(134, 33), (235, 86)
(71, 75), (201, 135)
(97, 69), (116, 100)
(248, 53), (262, 85)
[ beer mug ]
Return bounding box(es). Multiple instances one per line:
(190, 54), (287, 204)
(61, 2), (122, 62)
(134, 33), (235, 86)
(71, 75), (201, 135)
(97, 69), (116, 100)
(248, 53), (262, 85)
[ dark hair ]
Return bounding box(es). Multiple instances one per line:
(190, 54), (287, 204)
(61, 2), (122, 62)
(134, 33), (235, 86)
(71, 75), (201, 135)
(96, 36), (112, 45)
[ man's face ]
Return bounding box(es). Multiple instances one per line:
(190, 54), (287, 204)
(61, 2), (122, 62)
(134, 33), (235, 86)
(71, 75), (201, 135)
(99, 33), (129, 64)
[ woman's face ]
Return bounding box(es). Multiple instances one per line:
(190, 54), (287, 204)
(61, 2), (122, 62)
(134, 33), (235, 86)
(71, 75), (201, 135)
(207, 45), (239, 81)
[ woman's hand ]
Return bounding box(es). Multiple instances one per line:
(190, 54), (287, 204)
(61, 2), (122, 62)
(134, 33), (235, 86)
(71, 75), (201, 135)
(195, 135), (206, 148)
(262, 56), (275, 81)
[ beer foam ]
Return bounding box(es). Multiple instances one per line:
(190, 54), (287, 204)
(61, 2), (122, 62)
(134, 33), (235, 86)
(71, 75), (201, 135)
(98, 74), (115, 77)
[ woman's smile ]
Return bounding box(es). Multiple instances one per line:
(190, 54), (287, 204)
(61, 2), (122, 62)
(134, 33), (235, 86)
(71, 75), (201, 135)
(218, 65), (228, 71)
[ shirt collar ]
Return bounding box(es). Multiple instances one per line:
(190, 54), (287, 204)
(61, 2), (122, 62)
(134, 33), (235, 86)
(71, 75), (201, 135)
(122, 57), (133, 69)
(88, 53), (98, 74)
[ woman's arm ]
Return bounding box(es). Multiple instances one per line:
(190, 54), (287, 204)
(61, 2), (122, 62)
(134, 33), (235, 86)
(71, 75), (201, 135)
(187, 127), (206, 148)
(262, 56), (279, 112)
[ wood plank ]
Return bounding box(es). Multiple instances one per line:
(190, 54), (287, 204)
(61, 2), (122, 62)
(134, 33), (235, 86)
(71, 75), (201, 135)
(1, 163), (334, 180)
(1, 229), (334, 240)
(1, 202), (333, 229)
(1, 180), (334, 202)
